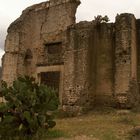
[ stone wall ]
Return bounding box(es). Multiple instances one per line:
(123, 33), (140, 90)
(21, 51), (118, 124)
(2, 0), (140, 114)
(63, 22), (93, 113)
(2, 0), (80, 84)
(63, 21), (115, 113)
(92, 23), (115, 105)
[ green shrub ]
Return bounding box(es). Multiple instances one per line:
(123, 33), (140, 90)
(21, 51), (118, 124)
(0, 76), (59, 139)
(94, 15), (110, 23)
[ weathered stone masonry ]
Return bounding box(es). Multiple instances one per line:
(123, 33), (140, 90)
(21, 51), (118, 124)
(2, 0), (140, 113)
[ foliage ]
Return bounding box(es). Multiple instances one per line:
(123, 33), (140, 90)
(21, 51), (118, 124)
(0, 76), (59, 139)
(94, 15), (110, 23)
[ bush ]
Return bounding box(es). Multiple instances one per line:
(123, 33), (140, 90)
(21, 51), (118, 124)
(0, 76), (59, 139)
(94, 15), (110, 23)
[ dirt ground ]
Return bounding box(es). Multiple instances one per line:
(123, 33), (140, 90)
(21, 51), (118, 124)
(53, 135), (99, 140)
(47, 109), (140, 140)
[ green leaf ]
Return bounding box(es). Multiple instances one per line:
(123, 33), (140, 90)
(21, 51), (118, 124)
(23, 111), (31, 123)
(38, 115), (46, 126)
(3, 115), (15, 123)
(0, 103), (9, 112)
(19, 123), (23, 131)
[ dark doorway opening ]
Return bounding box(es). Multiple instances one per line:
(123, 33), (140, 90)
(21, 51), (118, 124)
(40, 71), (60, 97)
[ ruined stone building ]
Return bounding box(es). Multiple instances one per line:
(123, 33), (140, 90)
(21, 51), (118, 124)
(2, 0), (140, 113)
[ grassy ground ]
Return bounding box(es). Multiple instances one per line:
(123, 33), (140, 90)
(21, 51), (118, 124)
(45, 109), (140, 140)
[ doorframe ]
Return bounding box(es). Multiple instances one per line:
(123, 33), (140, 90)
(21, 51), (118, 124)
(36, 65), (64, 105)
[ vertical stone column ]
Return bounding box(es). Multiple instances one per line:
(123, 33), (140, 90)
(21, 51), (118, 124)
(115, 14), (137, 107)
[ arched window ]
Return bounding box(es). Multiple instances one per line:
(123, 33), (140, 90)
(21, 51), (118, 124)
(24, 49), (33, 65)
(25, 49), (33, 59)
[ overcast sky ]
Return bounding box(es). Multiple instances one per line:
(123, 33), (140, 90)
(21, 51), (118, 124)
(0, 0), (140, 64)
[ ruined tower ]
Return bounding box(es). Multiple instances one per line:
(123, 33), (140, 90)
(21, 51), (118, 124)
(2, 0), (140, 114)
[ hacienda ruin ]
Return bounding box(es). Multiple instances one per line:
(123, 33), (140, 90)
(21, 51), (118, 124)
(2, 0), (140, 114)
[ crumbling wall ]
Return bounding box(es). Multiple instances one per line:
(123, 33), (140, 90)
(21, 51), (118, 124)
(93, 23), (115, 106)
(2, 0), (140, 113)
(115, 14), (137, 107)
(63, 21), (115, 114)
(63, 22), (94, 113)
(2, 0), (80, 85)
(38, 0), (80, 66)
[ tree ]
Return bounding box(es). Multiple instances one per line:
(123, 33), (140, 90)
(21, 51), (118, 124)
(0, 76), (59, 139)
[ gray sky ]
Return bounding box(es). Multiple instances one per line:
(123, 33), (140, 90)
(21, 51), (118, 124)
(0, 0), (140, 63)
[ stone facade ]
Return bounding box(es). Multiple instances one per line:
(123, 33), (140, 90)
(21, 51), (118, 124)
(2, 0), (140, 113)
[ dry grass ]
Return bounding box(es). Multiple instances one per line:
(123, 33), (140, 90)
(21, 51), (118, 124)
(46, 109), (140, 140)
